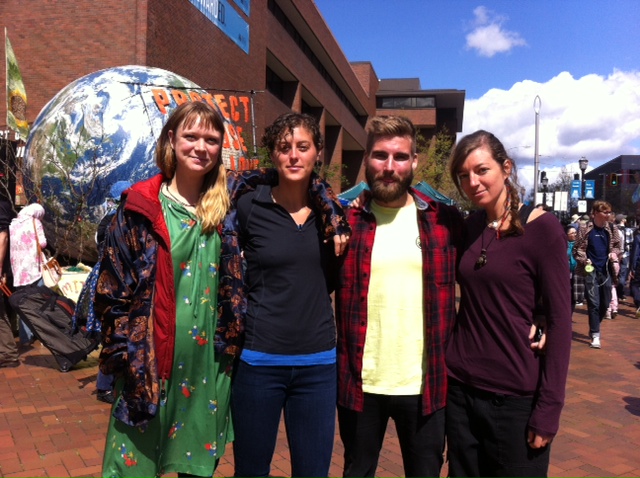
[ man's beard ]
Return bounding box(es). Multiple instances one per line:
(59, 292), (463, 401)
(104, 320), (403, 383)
(366, 168), (413, 204)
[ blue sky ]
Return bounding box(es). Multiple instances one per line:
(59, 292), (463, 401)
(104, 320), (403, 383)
(314, 0), (640, 191)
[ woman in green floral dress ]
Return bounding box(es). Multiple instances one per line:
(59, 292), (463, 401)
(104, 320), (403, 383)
(97, 101), (235, 477)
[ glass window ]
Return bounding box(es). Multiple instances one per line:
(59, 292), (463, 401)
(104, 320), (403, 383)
(377, 96), (435, 109)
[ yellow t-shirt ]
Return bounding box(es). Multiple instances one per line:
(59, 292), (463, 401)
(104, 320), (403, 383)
(362, 200), (426, 395)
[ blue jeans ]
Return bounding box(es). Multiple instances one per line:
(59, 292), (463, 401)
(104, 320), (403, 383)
(584, 270), (612, 336)
(231, 361), (337, 477)
(96, 370), (114, 391)
(446, 378), (550, 477)
(617, 254), (629, 297)
(19, 319), (35, 345)
(338, 394), (445, 477)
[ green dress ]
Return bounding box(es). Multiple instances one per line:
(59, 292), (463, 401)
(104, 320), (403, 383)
(102, 195), (234, 478)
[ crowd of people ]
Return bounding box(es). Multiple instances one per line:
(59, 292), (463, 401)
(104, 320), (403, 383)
(566, 203), (640, 351)
(9, 102), (622, 477)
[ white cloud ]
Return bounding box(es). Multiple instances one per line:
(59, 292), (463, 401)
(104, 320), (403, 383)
(465, 6), (527, 57)
(460, 69), (640, 193)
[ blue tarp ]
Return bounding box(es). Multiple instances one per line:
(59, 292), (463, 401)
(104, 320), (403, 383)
(337, 181), (369, 206)
(413, 181), (456, 206)
(338, 181), (455, 206)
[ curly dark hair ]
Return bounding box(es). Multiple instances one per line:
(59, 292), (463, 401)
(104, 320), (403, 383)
(261, 113), (323, 154)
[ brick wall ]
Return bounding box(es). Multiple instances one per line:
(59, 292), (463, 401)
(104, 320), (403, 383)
(1, 0), (381, 192)
(1, 0), (142, 125)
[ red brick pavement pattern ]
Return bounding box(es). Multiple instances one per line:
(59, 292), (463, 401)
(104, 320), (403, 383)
(2, 301), (640, 477)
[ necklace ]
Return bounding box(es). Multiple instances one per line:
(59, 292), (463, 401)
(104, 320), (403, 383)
(476, 207), (509, 269)
(475, 228), (498, 270)
(486, 205), (510, 232)
(163, 182), (197, 208)
(487, 218), (500, 229)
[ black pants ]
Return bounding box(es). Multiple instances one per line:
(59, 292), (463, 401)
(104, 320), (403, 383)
(338, 393), (445, 477)
(446, 378), (550, 477)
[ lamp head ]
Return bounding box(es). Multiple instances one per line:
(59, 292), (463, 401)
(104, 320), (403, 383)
(579, 157), (589, 172)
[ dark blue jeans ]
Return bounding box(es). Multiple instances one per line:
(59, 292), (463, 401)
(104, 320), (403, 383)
(446, 378), (550, 477)
(231, 361), (336, 477)
(96, 369), (114, 391)
(338, 394), (445, 477)
(584, 270), (612, 336)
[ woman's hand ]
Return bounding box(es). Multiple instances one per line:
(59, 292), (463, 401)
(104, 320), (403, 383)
(529, 323), (546, 353)
(349, 190), (368, 209)
(329, 233), (350, 256)
(527, 429), (553, 449)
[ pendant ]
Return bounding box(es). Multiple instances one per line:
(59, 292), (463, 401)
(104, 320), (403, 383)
(475, 249), (487, 269)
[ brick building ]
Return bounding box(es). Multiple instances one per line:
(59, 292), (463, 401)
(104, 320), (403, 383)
(1, 0), (464, 191)
(583, 155), (640, 221)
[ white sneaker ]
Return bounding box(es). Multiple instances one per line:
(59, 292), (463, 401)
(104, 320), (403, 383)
(605, 310), (612, 320)
(590, 336), (601, 349)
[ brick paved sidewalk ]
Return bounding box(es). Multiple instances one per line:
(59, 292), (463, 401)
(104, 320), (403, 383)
(1, 300), (640, 477)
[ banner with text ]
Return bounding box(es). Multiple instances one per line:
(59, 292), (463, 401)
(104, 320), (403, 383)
(189, 0), (249, 53)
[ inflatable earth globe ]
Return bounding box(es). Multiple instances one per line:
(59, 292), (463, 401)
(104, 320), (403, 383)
(24, 65), (250, 263)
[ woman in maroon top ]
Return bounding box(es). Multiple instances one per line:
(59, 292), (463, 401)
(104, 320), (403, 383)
(446, 130), (572, 477)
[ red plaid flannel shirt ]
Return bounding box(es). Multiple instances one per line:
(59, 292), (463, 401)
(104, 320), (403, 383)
(335, 188), (463, 415)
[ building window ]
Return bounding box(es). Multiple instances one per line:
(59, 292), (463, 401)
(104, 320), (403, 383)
(268, 0), (361, 121)
(266, 66), (285, 102)
(377, 96), (435, 109)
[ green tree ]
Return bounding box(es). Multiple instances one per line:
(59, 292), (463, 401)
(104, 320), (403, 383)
(414, 126), (470, 209)
(548, 166), (572, 192)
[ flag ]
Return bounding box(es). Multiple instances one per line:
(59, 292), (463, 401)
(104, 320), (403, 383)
(5, 28), (29, 139)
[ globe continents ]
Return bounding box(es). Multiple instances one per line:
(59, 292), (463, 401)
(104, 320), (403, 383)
(24, 65), (249, 262)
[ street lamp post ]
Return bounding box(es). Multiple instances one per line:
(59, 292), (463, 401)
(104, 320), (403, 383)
(541, 172), (549, 208)
(579, 156), (589, 200)
(533, 96), (542, 198)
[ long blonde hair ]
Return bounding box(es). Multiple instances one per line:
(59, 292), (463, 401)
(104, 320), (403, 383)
(155, 101), (230, 233)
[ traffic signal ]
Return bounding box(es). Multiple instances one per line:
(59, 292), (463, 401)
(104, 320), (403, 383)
(609, 173), (619, 186)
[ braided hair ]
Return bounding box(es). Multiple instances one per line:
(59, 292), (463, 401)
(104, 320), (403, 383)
(449, 130), (524, 236)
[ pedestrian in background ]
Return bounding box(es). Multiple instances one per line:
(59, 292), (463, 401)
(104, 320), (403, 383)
(605, 213), (622, 319)
(573, 200), (622, 349)
(9, 203), (47, 346)
(628, 227), (640, 319)
(447, 130), (572, 477)
(0, 197), (19, 368)
(569, 213), (580, 230)
(614, 214), (631, 301)
(567, 225), (578, 313)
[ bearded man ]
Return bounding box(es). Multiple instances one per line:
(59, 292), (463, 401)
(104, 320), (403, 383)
(334, 115), (464, 477)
